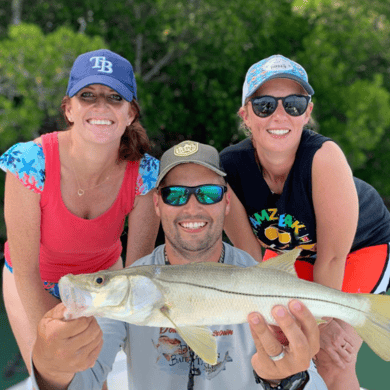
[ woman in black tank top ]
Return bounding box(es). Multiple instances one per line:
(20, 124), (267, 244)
(220, 54), (390, 390)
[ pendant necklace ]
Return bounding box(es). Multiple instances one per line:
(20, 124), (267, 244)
(70, 158), (115, 197)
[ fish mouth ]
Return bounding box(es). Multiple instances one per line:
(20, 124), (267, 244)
(60, 282), (93, 319)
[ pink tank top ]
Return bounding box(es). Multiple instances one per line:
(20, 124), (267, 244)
(5, 132), (139, 283)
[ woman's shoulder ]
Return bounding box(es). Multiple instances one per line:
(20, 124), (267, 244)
(220, 138), (254, 173)
(220, 137), (254, 157)
(299, 129), (332, 149)
(134, 153), (160, 196)
(0, 140), (46, 194)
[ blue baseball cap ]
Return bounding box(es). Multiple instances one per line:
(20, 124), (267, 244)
(242, 54), (314, 106)
(66, 49), (137, 102)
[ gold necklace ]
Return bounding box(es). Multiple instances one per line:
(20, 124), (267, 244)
(70, 158), (115, 197)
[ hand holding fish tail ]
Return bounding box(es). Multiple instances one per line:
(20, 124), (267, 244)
(317, 318), (356, 369)
(32, 303), (103, 390)
(248, 300), (319, 383)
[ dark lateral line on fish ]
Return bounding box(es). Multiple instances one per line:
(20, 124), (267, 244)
(159, 279), (366, 315)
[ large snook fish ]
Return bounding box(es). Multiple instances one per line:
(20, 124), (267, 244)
(59, 249), (390, 365)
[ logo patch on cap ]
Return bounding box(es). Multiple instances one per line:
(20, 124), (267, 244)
(90, 56), (113, 74)
(263, 56), (294, 71)
(174, 141), (199, 157)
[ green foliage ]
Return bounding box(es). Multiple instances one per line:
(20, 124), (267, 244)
(0, 23), (105, 148)
(0, 2), (389, 386)
(0, 23), (105, 240)
(1, 0), (390, 202)
(132, 0), (310, 151)
(296, 0), (390, 172)
(9, 0), (309, 151)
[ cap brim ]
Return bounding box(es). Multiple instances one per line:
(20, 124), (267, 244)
(266, 74), (314, 95)
(243, 73), (314, 105)
(67, 75), (135, 102)
(156, 161), (226, 188)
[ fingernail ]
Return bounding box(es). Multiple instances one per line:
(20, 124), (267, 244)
(292, 300), (302, 311)
(275, 307), (286, 317)
(250, 314), (260, 324)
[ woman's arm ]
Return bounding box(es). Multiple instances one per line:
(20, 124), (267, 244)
(4, 173), (60, 333)
(223, 184), (263, 262)
(311, 141), (359, 290)
(125, 189), (160, 267)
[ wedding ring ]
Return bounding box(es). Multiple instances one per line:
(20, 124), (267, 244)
(269, 347), (285, 361)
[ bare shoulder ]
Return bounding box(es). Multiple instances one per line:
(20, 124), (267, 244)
(312, 140), (352, 175)
(5, 172), (41, 200)
(34, 136), (43, 145)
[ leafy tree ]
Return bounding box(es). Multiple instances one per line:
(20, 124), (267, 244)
(0, 23), (105, 148)
(296, 0), (390, 175)
(0, 0), (310, 246)
(0, 23), (105, 239)
(0, 0), (309, 151)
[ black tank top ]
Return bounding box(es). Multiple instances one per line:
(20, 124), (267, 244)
(220, 130), (390, 262)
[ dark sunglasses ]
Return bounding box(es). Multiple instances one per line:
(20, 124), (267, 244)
(160, 185), (227, 206)
(250, 94), (311, 118)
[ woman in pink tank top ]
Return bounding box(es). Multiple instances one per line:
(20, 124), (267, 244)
(1, 49), (160, 375)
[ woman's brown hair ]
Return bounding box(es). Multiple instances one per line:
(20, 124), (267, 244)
(60, 96), (150, 162)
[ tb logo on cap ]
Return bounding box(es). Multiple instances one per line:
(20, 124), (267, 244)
(90, 56), (113, 74)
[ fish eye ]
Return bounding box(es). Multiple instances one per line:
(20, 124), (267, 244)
(95, 276), (104, 285)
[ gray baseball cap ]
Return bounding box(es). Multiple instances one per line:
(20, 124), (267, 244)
(156, 140), (226, 187)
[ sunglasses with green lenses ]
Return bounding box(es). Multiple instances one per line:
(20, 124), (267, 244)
(160, 185), (227, 206)
(250, 94), (311, 118)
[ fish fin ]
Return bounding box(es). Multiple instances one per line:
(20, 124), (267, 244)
(159, 307), (217, 365)
(257, 248), (301, 276)
(354, 293), (390, 361)
(175, 326), (217, 365)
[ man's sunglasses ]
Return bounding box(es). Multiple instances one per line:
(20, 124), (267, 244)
(160, 185), (227, 206)
(250, 95), (311, 118)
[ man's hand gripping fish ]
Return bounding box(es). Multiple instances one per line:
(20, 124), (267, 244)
(59, 249), (390, 365)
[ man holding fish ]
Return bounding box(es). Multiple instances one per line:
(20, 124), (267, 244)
(30, 140), (362, 390)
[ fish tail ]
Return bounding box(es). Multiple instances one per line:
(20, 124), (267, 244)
(355, 293), (390, 361)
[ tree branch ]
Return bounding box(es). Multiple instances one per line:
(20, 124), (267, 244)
(135, 33), (143, 75)
(12, 0), (22, 25)
(142, 49), (176, 83)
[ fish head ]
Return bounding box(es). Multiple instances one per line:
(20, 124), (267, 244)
(59, 270), (130, 320)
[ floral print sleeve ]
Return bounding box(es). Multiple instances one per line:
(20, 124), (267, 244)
(0, 141), (45, 194)
(135, 153), (160, 196)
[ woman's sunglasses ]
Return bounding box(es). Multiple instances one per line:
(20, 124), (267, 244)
(160, 185), (227, 206)
(250, 95), (311, 118)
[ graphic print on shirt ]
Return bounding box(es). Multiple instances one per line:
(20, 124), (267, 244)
(249, 208), (317, 256)
(0, 141), (45, 193)
(152, 335), (190, 363)
(153, 327), (234, 380)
